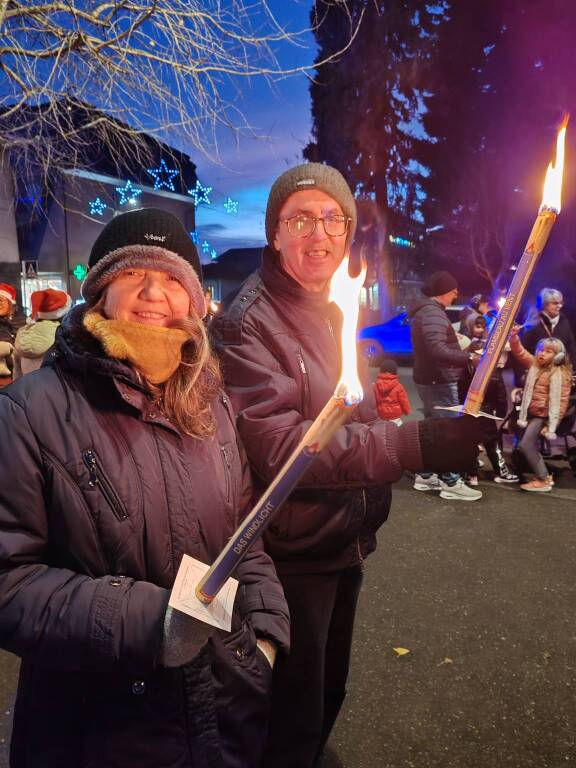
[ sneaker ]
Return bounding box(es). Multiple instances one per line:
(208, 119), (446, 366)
(439, 478), (483, 501)
(467, 475), (479, 486)
(494, 472), (519, 484)
(547, 474), (555, 486)
(520, 478), (552, 493)
(414, 473), (441, 491)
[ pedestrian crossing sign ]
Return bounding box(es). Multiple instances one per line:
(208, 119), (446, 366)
(23, 260), (38, 279)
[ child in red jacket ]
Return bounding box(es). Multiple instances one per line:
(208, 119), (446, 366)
(374, 359), (411, 425)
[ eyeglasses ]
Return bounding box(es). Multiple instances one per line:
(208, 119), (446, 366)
(278, 214), (350, 238)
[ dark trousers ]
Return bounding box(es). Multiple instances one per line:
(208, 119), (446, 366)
(262, 565), (363, 768)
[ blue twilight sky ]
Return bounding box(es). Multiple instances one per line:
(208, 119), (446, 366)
(190, 1), (318, 261)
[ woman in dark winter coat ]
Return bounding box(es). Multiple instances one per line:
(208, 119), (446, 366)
(0, 209), (289, 768)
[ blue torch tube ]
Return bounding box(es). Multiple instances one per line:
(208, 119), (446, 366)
(195, 395), (356, 603)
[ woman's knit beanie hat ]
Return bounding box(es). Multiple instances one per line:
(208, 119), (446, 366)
(265, 163), (357, 250)
(82, 208), (205, 317)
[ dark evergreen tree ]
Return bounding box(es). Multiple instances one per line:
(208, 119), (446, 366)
(307, 0), (576, 299)
(305, 0), (447, 316)
(423, 0), (576, 291)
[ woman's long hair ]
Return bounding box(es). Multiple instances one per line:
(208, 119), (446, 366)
(151, 314), (221, 438)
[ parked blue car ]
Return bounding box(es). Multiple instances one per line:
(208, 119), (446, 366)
(358, 306), (464, 364)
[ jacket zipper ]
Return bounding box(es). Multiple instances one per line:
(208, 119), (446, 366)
(356, 489), (367, 562)
(42, 450), (110, 572)
(220, 445), (232, 504)
(326, 319), (341, 363)
(296, 351), (311, 413)
(82, 449), (129, 522)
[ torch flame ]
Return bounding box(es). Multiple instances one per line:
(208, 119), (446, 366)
(329, 256), (367, 405)
(540, 115), (568, 213)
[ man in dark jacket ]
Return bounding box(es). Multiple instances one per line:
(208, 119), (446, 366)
(211, 164), (493, 768)
(521, 287), (576, 364)
(409, 271), (482, 501)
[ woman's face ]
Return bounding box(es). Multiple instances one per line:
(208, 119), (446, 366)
(536, 346), (556, 367)
(103, 269), (190, 327)
(0, 296), (12, 318)
(544, 298), (563, 318)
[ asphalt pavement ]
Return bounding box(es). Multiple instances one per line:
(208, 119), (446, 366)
(321, 473), (576, 768)
(1, 368), (575, 767)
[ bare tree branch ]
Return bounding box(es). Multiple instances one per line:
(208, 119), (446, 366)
(0, 0), (360, 202)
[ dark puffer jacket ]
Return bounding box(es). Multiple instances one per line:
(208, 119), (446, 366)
(409, 297), (469, 385)
(0, 306), (289, 768)
(211, 248), (422, 575)
(521, 313), (576, 364)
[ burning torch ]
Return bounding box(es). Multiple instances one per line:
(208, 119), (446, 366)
(196, 257), (367, 603)
(444, 116), (568, 418)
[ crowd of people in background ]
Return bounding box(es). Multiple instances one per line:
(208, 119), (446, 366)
(392, 275), (575, 498)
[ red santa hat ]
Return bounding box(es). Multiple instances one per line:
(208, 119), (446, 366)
(31, 288), (72, 320)
(0, 283), (16, 305)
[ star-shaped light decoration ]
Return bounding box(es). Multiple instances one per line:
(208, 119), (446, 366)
(116, 180), (143, 206)
(210, 249), (217, 260)
(88, 197), (107, 216)
(147, 159), (179, 192)
(201, 240), (211, 254)
(188, 180), (212, 207)
(223, 197), (239, 215)
(189, 231), (199, 244)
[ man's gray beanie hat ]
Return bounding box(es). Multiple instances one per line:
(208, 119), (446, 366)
(265, 162), (357, 250)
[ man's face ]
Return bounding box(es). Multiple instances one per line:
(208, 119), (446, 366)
(437, 288), (458, 307)
(273, 190), (348, 292)
(0, 296), (11, 317)
(544, 299), (563, 318)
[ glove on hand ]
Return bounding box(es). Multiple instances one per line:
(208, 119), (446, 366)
(160, 606), (215, 668)
(418, 415), (498, 474)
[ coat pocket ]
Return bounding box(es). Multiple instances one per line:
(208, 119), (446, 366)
(82, 449), (129, 522)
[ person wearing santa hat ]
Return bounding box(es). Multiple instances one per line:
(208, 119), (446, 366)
(0, 282), (18, 388)
(13, 288), (72, 379)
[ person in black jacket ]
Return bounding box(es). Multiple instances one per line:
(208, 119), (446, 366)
(520, 287), (576, 364)
(0, 209), (289, 768)
(211, 164), (495, 768)
(409, 271), (483, 501)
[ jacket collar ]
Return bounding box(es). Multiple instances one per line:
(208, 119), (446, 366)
(260, 246), (331, 312)
(47, 304), (143, 390)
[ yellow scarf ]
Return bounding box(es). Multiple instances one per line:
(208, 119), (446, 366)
(84, 312), (190, 384)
